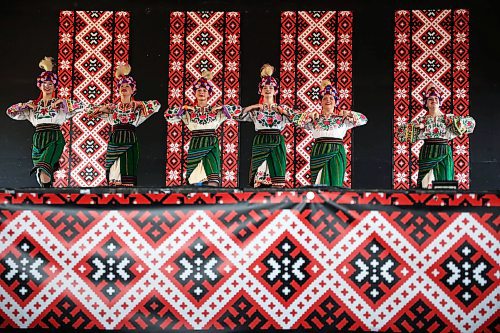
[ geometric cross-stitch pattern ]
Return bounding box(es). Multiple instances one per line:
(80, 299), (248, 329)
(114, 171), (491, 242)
(393, 9), (470, 189)
(165, 12), (240, 187)
(427, 237), (496, 311)
(0, 236), (61, 306)
(0, 190), (498, 332)
(339, 235), (413, 307)
(76, 236), (145, 304)
(250, 233), (324, 306)
(54, 11), (130, 187)
(167, 233), (232, 305)
(31, 294), (102, 330)
(280, 11), (353, 187)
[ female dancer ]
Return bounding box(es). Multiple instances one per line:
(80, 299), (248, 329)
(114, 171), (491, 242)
(298, 79), (367, 187)
(240, 64), (296, 188)
(6, 57), (87, 187)
(164, 70), (241, 186)
(398, 83), (475, 188)
(88, 64), (160, 186)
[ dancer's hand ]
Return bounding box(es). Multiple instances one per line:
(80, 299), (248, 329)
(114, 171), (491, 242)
(445, 116), (453, 126)
(100, 103), (115, 114)
(133, 101), (145, 113)
(273, 104), (286, 115)
(309, 111), (320, 121)
(22, 101), (36, 111)
(342, 110), (355, 122)
(50, 99), (64, 110)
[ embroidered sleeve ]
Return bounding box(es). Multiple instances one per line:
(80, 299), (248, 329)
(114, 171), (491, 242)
(450, 115), (475, 136)
(344, 111), (368, 129)
(221, 104), (242, 119)
(238, 109), (255, 122)
(6, 102), (31, 120)
(396, 115), (421, 142)
(290, 111), (312, 129)
(164, 106), (187, 124)
(397, 122), (421, 143)
(61, 99), (88, 119)
(135, 100), (161, 126)
(396, 123), (407, 142)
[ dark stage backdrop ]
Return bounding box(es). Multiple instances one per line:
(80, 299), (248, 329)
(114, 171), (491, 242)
(1, 0), (498, 190)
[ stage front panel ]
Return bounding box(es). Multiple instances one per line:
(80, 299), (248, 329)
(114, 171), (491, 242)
(280, 11), (353, 188)
(54, 11), (130, 187)
(165, 12), (241, 188)
(0, 190), (497, 332)
(393, 9), (471, 190)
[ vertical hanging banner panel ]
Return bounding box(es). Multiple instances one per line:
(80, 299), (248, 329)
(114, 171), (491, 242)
(54, 11), (130, 187)
(393, 9), (470, 189)
(165, 12), (241, 187)
(280, 11), (353, 188)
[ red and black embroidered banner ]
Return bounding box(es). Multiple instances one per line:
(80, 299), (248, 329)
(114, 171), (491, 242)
(54, 11), (130, 188)
(393, 9), (470, 189)
(0, 190), (497, 331)
(280, 11), (353, 188)
(165, 12), (241, 188)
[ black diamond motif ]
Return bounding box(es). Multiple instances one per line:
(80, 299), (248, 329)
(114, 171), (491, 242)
(83, 56), (103, 73)
(421, 28), (442, 46)
(307, 30), (326, 46)
(84, 30), (104, 46)
(0, 237), (49, 301)
(82, 84), (103, 102)
(79, 166), (99, 183)
(195, 57), (215, 72)
(306, 58), (326, 74)
(306, 86), (321, 102)
(440, 241), (493, 307)
(81, 138), (100, 155)
(86, 238), (136, 301)
(174, 237), (224, 302)
(195, 30), (215, 47)
(421, 57), (442, 73)
(262, 237), (311, 301)
(349, 238), (400, 303)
